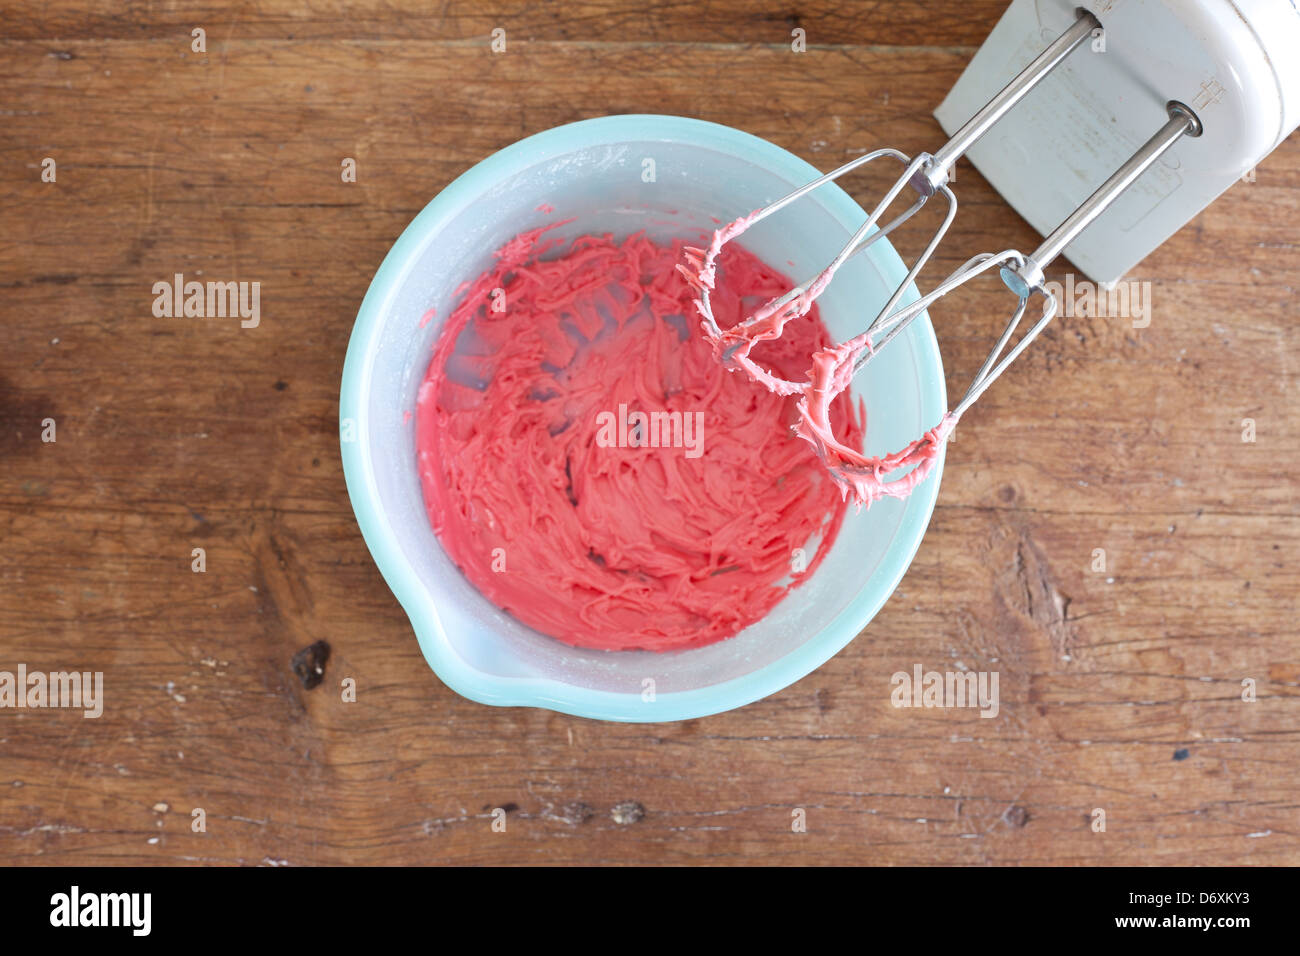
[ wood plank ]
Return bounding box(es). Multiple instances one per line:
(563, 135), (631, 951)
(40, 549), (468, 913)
(3, 1), (1010, 46)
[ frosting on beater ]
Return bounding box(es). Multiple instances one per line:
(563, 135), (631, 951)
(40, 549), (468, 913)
(680, 212), (956, 508)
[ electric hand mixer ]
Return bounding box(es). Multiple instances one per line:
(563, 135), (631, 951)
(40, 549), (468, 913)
(684, 0), (1300, 507)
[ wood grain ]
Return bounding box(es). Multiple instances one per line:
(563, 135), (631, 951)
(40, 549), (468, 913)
(1, 1), (1297, 865)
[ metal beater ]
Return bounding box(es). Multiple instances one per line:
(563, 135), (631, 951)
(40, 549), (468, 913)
(684, 9), (1203, 505)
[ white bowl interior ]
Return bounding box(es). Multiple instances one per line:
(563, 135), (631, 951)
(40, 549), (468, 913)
(361, 135), (937, 696)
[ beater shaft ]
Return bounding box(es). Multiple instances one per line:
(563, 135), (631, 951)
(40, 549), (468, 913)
(915, 9), (1099, 194)
(1007, 102), (1203, 295)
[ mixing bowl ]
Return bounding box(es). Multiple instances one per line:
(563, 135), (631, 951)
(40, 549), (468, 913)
(339, 114), (947, 722)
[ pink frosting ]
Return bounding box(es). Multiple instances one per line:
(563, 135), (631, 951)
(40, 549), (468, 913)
(416, 224), (864, 651)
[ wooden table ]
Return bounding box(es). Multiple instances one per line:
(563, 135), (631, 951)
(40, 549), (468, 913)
(2, 1), (1296, 866)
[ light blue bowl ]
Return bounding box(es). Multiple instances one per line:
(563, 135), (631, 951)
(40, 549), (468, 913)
(340, 115), (946, 722)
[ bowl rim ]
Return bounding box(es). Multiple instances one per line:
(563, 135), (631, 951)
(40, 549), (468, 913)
(339, 113), (947, 722)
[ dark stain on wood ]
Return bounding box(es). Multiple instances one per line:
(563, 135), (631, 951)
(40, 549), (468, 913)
(291, 640), (331, 690)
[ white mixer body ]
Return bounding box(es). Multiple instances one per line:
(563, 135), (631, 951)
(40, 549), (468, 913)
(935, 0), (1300, 286)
